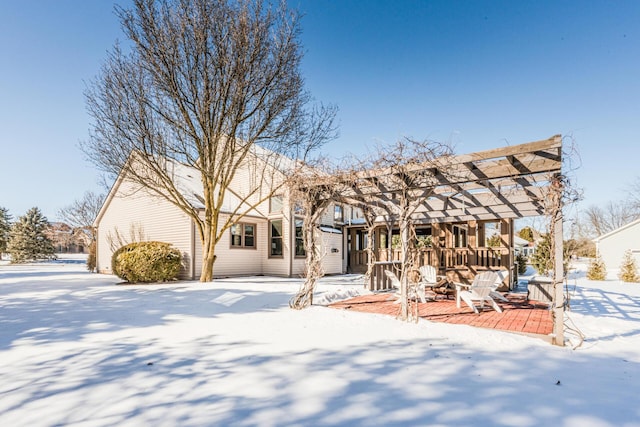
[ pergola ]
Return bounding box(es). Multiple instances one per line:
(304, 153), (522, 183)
(331, 135), (565, 344)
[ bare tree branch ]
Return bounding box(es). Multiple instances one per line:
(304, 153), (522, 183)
(82, 0), (336, 281)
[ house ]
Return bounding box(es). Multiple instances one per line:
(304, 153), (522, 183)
(593, 218), (640, 271)
(95, 135), (563, 289)
(514, 235), (535, 257)
(94, 155), (348, 280)
(46, 222), (90, 253)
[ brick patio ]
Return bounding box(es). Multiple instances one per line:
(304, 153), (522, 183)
(329, 292), (554, 339)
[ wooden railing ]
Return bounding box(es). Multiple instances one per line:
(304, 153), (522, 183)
(357, 248), (501, 270)
(369, 261), (402, 291)
(362, 247), (508, 290)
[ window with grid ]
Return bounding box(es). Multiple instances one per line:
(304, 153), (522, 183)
(269, 219), (283, 257)
(230, 223), (256, 249)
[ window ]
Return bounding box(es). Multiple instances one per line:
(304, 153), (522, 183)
(270, 195), (283, 213)
(295, 219), (306, 257)
(334, 204), (343, 223)
(230, 223), (256, 249)
(483, 222), (501, 247)
(453, 225), (468, 248)
(415, 227), (433, 248)
(270, 219), (283, 257)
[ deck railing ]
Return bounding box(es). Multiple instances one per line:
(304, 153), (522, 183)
(363, 247), (508, 291)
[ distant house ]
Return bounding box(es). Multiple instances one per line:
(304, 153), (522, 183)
(93, 156), (347, 280)
(593, 218), (640, 271)
(514, 235), (535, 257)
(46, 222), (90, 253)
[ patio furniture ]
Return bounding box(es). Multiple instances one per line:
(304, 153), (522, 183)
(420, 265), (455, 300)
(456, 271), (504, 313)
(384, 270), (427, 303)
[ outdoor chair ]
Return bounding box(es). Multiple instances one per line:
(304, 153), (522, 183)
(384, 270), (426, 303)
(492, 270), (510, 303)
(455, 271), (504, 313)
(419, 265), (454, 300)
(417, 265), (439, 300)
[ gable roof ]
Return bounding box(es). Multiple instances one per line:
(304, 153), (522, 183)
(94, 145), (290, 227)
(593, 217), (640, 243)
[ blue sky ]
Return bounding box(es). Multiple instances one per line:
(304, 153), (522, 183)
(1, 1), (639, 223)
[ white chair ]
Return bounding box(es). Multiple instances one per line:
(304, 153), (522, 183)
(418, 265), (439, 301)
(419, 265), (438, 285)
(491, 270), (510, 303)
(384, 270), (426, 303)
(456, 271), (503, 313)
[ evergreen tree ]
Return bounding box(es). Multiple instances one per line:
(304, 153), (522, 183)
(0, 207), (11, 259)
(518, 226), (535, 242)
(530, 233), (553, 276)
(7, 207), (55, 263)
(530, 232), (572, 277)
(587, 255), (607, 280)
(618, 250), (639, 283)
(486, 234), (501, 248)
(516, 252), (528, 275)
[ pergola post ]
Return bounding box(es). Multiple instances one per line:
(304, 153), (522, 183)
(552, 201), (565, 346)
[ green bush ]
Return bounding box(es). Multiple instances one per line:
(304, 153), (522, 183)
(111, 241), (182, 283)
(516, 252), (528, 275)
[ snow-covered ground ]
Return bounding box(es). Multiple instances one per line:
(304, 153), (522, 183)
(1, 258), (639, 427)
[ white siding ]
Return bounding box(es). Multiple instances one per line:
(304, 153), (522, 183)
(290, 230), (344, 276)
(597, 221), (640, 272)
(320, 232), (344, 274)
(263, 208), (292, 276)
(209, 213), (268, 277)
(319, 203), (337, 226)
(96, 180), (194, 279)
(96, 155), (348, 280)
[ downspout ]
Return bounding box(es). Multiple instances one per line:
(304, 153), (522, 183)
(191, 218), (197, 280)
(288, 206), (294, 277)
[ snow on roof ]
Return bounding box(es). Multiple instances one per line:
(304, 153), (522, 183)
(319, 226), (342, 234)
(514, 236), (531, 247)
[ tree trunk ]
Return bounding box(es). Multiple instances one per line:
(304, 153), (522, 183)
(399, 214), (410, 321)
(290, 223), (320, 309)
(200, 223), (217, 282)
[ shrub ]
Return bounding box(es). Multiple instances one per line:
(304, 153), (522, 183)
(87, 240), (97, 272)
(586, 256), (607, 281)
(530, 233), (552, 276)
(618, 250), (639, 283)
(111, 241), (182, 283)
(516, 252), (528, 275)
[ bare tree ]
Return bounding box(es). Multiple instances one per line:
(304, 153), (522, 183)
(82, 0), (336, 281)
(629, 177), (640, 213)
(338, 138), (455, 321)
(289, 160), (343, 309)
(583, 202), (640, 237)
(58, 191), (104, 242)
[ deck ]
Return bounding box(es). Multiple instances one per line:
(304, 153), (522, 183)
(329, 292), (553, 340)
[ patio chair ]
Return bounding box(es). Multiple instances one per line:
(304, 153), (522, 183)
(420, 265), (454, 300)
(384, 270), (426, 303)
(492, 270), (510, 303)
(455, 271), (503, 313)
(417, 265), (439, 300)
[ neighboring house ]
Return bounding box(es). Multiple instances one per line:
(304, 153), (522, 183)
(46, 222), (90, 253)
(94, 157), (346, 280)
(514, 236), (535, 257)
(593, 218), (640, 271)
